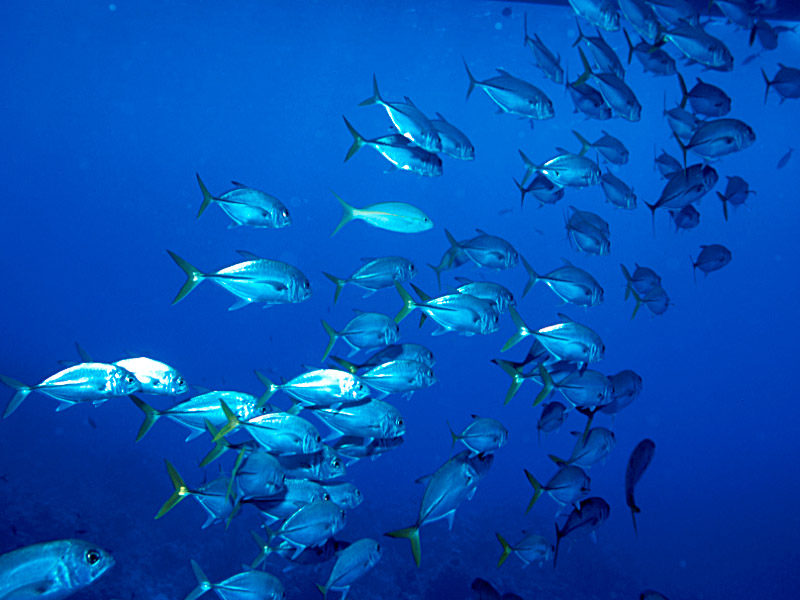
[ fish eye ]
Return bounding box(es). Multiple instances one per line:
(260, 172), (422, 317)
(315, 434), (321, 442)
(282, 209), (289, 218)
(397, 418), (404, 427)
(355, 489), (362, 497)
(323, 492), (331, 501)
(126, 375), (136, 384)
(332, 459), (341, 468)
(409, 264), (416, 272)
(303, 281), (310, 289)
(85, 549), (102, 565)
(176, 377), (185, 385)
(376, 543), (381, 551)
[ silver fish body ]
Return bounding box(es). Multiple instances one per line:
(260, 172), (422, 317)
(317, 538), (382, 599)
(445, 229), (519, 270)
(520, 150), (600, 189)
(451, 416), (508, 456)
(430, 113), (474, 160)
(323, 482), (364, 509)
(396, 284), (500, 337)
(568, 0), (620, 31)
(276, 445), (347, 482)
(195, 174), (291, 229)
(601, 369), (643, 415)
(664, 25), (733, 71)
(324, 256), (416, 304)
(601, 171), (637, 209)
(273, 500), (347, 552)
(524, 13), (564, 83)
(685, 118), (755, 159)
(185, 561), (284, 600)
(113, 357), (187, 396)
(454, 278), (515, 314)
(523, 258), (603, 307)
(464, 61), (555, 120)
(310, 398), (405, 440)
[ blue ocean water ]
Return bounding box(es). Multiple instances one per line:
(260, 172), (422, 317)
(1, 1), (799, 598)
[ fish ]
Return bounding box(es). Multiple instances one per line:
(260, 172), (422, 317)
(523, 13), (564, 83)
(568, 0), (620, 31)
(566, 78), (613, 121)
(661, 25), (733, 71)
(626, 439), (656, 535)
(321, 311), (399, 361)
(654, 148), (682, 178)
(503, 308), (605, 368)
(249, 478), (329, 524)
(671, 204), (700, 231)
(427, 242), (470, 289)
(537, 401), (568, 444)
(522, 257), (603, 306)
(678, 73), (731, 118)
(322, 482), (364, 509)
(453, 278), (515, 314)
(315, 538), (382, 600)
(750, 19), (796, 51)
(200, 420), (261, 467)
(341, 343), (436, 371)
(573, 130), (629, 165)
(600, 370), (643, 416)
(762, 64), (800, 103)
(717, 175), (755, 221)
(618, 0), (661, 42)
(629, 285), (671, 318)
(463, 59), (555, 122)
(554, 497), (610, 566)
(549, 427), (616, 469)
(342, 116), (442, 177)
(536, 365), (613, 408)
(155, 461), (235, 527)
(647, 0), (699, 27)
(645, 164), (718, 232)
(275, 445), (347, 482)
(386, 451), (494, 566)
(307, 397), (406, 441)
(1, 362), (141, 418)
(323, 256), (416, 304)
(395, 283), (500, 337)
(518, 149), (600, 189)
(692, 244), (732, 280)
(565, 207), (611, 256)
(330, 191), (433, 236)
(471, 578), (500, 600)
(185, 560), (284, 600)
(575, 48), (641, 121)
(256, 368), (370, 408)
(664, 101), (702, 141)
(711, 0), (753, 29)
(678, 118), (756, 162)
(129, 391), (263, 442)
(777, 147), (794, 170)
(331, 435), (404, 465)
(524, 465), (591, 514)
(329, 357), (436, 398)
(444, 229), (520, 270)
(572, 20), (625, 79)
(0, 539), (114, 600)
(214, 401), (324, 456)
(231, 450), (285, 502)
(601, 171), (637, 209)
(621, 263), (662, 298)
(195, 174), (291, 229)
(449, 415), (508, 456)
(514, 174), (565, 208)
(267, 500), (347, 557)
(359, 75), (441, 153)
(430, 113), (474, 160)
(167, 250), (311, 310)
(110, 357), (187, 396)
(623, 31), (676, 76)
(496, 531), (553, 567)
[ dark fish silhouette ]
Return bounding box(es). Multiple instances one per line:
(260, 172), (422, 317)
(625, 439), (656, 535)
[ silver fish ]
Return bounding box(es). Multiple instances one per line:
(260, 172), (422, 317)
(692, 244), (732, 280)
(572, 20), (625, 79)
(523, 13), (564, 83)
(554, 497), (610, 566)
(619, 0), (661, 42)
(276, 445), (347, 482)
(386, 451), (494, 566)
(681, 118), (755, 161)
(185, 560), (284, 600)
(567, 79), (613, 120)
(621, 263), (662, 298)
(449, 415), (508, 456)
(167, 250), (311, 310)
(429, 113), (474, 160)
(672, 204), (700, 231)
(600, 369), (643, 416)
(626, 439), (655, 535)
(395, 283), (500, 337)
(427, 242), (470, 289)
(624, 31), (676, 76)
(354, 343), (436, 370)
(576, 48), (641, 121)
(648, 0), (699, 27)
(654, 148), (682, 178)
(269, 500), (347, 557)
(232, 450), (285, 501)
(568, 0), (620, 31)
(514, 174), (565, 208)
(321, 311), (399, 362)
(537, 401), (568, 443)
(195, 174), (291, 229)
(323, 256), (416, 304)
(524, 465), (590, 514)
(678, 74), (731, 118)
(573, 130), (629, 165)
(331, 436), (404, 465)
(453, 278), (515, 314)
(257, 368), (369, 408)
(444, 229), (520, 270)
(250, 478), (329, 524)
(316, 538), (382, 600)
(113, 357), (187, 396)
(762, 65), (800, 103)
(155, 461), (235, 528)
(309, 398), (405, 441)
(663, 25), (733, 71)
(323, 482), (364, 509)
(0, 539), (114, 600)
(464, 60), (555, 121)
(537, 365), (613, 408)
(519, 149), (600, 189)
(522, 257), (603, 306)
(1, 362), (140, 417)
(331, 357), (435, 398)
(550, 427), (616, 468)
(495, 531), (553, 567)
(601, 170), (637, 209)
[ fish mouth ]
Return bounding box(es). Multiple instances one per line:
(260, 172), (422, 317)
(96, 554), (116, 579)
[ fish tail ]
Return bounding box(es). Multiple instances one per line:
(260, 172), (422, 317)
(394, 282), (418, 323)
(322, 272), (347, 304)
(462, 57), (477, 100)
(517, 149), (538, 186)
(574, 47), (592, 87)
(512, 177), (527, 209)
(426, 263), (443, 290)
(213, 400), (242, 440)
(630, 288), (644, 320)
(129, 394), (160, 441)
(447, 420), (459, 449)
(553, 523), (563, 568)
(254, 370), (277, 407)
(620, 264), (633, 300)
(520, 255), (538, 298)
(534, 363), (554, 407)
(183, 560), (212, 600)
(571, 17), (584, 48)
(410, 283), (432, 303)
(523, 469), (544, 513)
(717, 191), (729, 222)
(358, 73), (382, 107)
(226, 447), (247, 503)
(320, 320), (339, 362)
(0, 375), (32, 418)
(672, 132), (688, 168)
(623, 28), (634, 65)
(330, 355), (359, 374)
(167, 250), (206, 304)
(501, 306), (529, 352)
(155, 459), (191, 519)
(496, 532), (513, 567)
(761, 68), (772, 104)
(691, 256), (698, 285)
(386, 524), (422, 567)
(315, 583), (328, 598)
(645, 202), (657, 238)
(443, 228), (461, 252)
(195, 173), (216, 219)
(250, 530), (273, 568)
(492, 359), (524, 405)
(572, 130), (591, 157)
(548, 454), (568, 467)
(199, 420), (228, 467)
(677, 71), (688, 109)
(342, 116), (365, 162)
(330, 190), (356, 236)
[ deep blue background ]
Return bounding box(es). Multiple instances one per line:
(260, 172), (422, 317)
(1, 1), (799, 599)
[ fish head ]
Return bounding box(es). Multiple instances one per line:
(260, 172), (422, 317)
(422, 154), (443, 177)
(739, 123), (756, 148)
(323, 451), (346, 479)
(385, 322), (401, 345)
(460, 143), (476, 160)
(480, 307), (501, 334)
(115, 367), (142, 395)
(382, 408), (406, 438)
(399, 261), (417, 282)
(370, 540), (384, 564)
(600, 7), (620, 32)
(592, 285), (605, 306)
(303, 429), (324, 455)
(291, 276), (312, 302)
(423, 131), (443, 153)
(345, 376), (370, 401)
(165, 372), (189, 395)
(274, 205), (292, 228)
(63, 540), (115, 588)
(590, 341), (606, 363)
(702, 166), (719, 190)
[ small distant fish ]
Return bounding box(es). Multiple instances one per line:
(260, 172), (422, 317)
(624, 31), (676, 76)
(762, 65), (800, 104)
(522, 257), (604, 306)
(620, 263), (662, 298)
(331, 191), (433, 236)
(566, 206), (611, 256)
(750, 19), (796, 52)
(195, 174), (291, 229)
(600, 370), (643, 416)
(692, 244), (732, 281)
(549, 427), (616, 469)
(185, 560), (284, 600)
(0, 539), (115, 600)
(601, 171), (637, 210)
(315, 538), (382, 599)
(625, 439), (656, 535)
(523, 13), (564, 83)
(167, 250), (312, 310)
(444, 229), (520, 270)
(495, 531), (553, 567)
(777, 147), (794, 170)
(449, 415), (508, 456)
(463, 59), (555, 122)
(678, 73), (731, 118)
(324, 256), (416, 304)
(573, 130), (629, 165)
(554, 496), (610, 566)
(537, 401), (568, 444)
(646, 164), (718, 232)
(717, 175), (755, 221)
(514, 174), (566, 208)
(671, 204), (700, 231)
(654, 148), (681, 179)
(566, 78), (613, 121)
